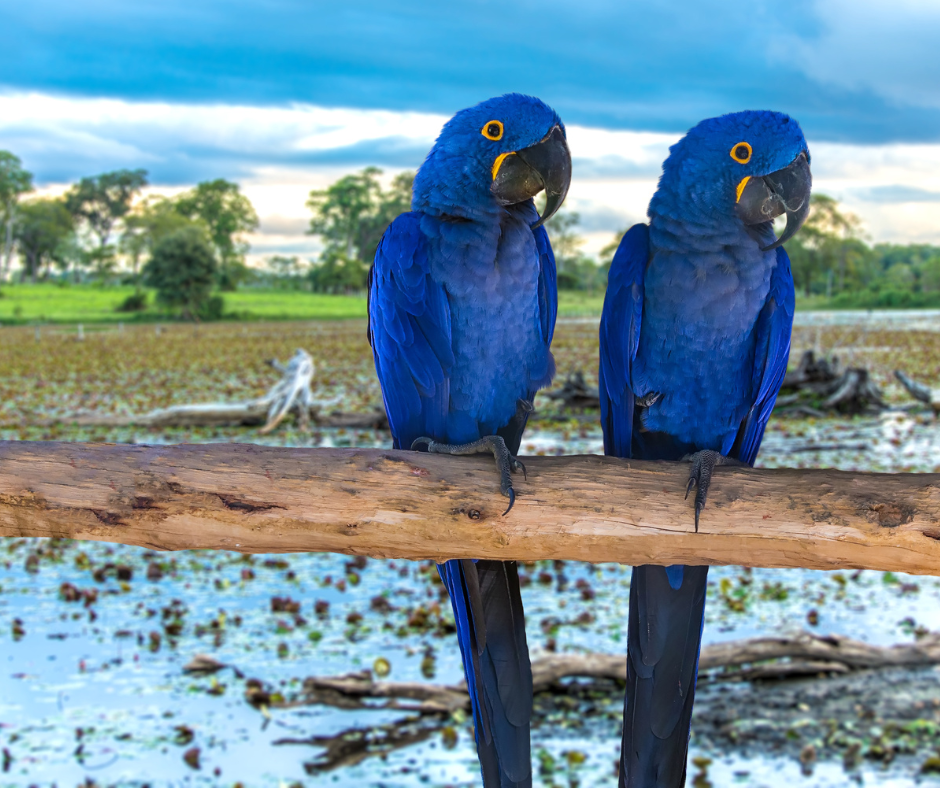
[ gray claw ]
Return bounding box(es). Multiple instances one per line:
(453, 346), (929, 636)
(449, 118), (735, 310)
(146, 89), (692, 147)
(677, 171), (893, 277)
(411, 435), (525, 515)
(684, 450), (743, 532)
(411, 436), (434, 451)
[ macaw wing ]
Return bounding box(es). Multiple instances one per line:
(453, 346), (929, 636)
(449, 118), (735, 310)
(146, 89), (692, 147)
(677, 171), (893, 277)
(733, 245), (796, 466)
(599, 224), (649, 459)
(533, 223), (558, 348)
(371, 214), (532, 785)
(368, 212), (455, 449)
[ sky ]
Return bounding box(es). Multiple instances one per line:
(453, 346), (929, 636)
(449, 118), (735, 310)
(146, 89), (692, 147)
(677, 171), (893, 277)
(3, 0), (940, 260)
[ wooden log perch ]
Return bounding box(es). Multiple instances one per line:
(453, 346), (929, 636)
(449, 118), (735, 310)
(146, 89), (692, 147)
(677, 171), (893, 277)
(3, 440), (940, 573)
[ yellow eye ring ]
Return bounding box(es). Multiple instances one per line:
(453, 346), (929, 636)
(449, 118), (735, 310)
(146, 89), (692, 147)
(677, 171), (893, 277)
(730, 141), (752, 164)
(481, 120), (504, 141)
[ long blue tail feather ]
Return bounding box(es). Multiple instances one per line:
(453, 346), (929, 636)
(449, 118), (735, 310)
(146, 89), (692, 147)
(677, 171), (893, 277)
(439, 559), (533, 787)
(620, 564), (708, 787)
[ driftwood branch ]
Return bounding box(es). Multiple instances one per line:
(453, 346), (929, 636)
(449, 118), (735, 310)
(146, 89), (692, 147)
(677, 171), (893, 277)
(49, 348), (389, 432)
(895, 370), (940, 415)
(258, 349), (315, 433)
(233, 631), (940, 772)
(777, 350), (887, 417)
(543, 371), (600, 410)
(3, 441), (940, 573)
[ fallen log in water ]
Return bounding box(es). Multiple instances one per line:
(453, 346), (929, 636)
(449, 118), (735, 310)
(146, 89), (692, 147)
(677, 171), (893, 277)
(776, 350), (887, 417)
(277, 630), (940, 714)
(3, 441), (940, 572)
(43, 348), (389, 431)
(543, 371), (600, 410)
(239, 631), (940, 771)
(895, 370), (940, 416)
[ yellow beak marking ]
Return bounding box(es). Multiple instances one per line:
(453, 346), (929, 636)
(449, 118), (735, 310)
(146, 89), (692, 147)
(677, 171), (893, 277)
(492, 151), (515, 181)
(736, 176), (751, 203)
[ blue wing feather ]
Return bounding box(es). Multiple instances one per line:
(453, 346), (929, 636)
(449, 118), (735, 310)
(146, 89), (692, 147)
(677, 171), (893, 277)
(370, 210), (536, 788)
(601, 232), (793, 788)
(368, 212), (454, 449)
(734, 246), (796, 466)
(599, 224), (648, 459)
(533, 224), (558, 348)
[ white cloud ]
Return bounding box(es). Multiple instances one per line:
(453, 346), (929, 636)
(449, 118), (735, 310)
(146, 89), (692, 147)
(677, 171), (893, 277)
(5, 91), (940, 262)
(774, 0), (940, 110)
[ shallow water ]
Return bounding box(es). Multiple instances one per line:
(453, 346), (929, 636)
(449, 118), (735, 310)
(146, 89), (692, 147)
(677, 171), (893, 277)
(5, 409), (940, 786)
(3, 311), (940, 786)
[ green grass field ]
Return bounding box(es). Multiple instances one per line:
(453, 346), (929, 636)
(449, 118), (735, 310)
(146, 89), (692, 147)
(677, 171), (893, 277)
(0, 284), (368, 323)
(0, 283), (605, 324)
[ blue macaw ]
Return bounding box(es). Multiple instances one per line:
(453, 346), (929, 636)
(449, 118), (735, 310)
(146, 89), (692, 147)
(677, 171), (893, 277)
(599, 111), (811, 786)
(368, 93), (571, 787)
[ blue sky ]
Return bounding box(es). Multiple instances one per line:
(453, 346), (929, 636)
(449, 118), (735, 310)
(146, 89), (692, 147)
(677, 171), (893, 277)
(6, 0), (940, 144)
(3, 0), (940, 255)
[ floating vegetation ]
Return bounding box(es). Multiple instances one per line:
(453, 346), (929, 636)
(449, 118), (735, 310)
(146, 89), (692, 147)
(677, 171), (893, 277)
(3, 315), (940, 784)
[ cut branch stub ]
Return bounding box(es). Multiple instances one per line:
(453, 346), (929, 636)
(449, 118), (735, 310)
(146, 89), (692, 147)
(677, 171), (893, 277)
(895, 370), (940, 415)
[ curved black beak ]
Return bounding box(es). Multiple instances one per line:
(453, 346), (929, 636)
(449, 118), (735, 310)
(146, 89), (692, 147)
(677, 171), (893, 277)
(735, 150), (812, 251)
(490, 125), (571, 228)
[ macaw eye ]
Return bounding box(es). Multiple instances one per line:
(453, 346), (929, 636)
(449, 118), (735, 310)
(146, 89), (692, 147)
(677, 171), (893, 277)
(481, 120), (504, 141)
(730, 142), (752, 164)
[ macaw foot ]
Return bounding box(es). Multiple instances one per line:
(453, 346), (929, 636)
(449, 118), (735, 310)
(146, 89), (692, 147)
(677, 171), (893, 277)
(682, 450), (746, 532)
(411, 435), (526, 516)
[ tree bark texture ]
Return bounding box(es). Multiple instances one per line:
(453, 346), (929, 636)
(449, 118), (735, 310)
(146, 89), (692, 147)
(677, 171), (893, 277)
(2, 441), (940, 573)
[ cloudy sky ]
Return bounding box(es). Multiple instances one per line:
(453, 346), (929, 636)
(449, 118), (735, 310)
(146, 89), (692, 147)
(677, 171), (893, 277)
(3, 0), (940, 260)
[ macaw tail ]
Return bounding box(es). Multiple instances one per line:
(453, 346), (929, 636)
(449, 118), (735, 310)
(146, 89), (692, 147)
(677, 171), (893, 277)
(620, 564), (709, 788)
(438, 558), (533, 788)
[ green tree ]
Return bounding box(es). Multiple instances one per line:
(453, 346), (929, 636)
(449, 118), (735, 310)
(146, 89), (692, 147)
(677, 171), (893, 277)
(13, 199), (74, 282)
(356, 171), (414, 261)
(920, 256), (940, 293)
(120, 196), (195, 280)
(0, 152), (34, 280)
(64, 169), (149, 252)
(307, 168), (414, 266)
(884, 262), (916, 291)
(266, 255), (303, 277)
(307, 249), (368, 293)
(175, 180), (258, 290)
(143, 226), (219, 320)
(307, 167), (381, 262)
(544, 210), (604, 290)
(788, 194), (866, 296)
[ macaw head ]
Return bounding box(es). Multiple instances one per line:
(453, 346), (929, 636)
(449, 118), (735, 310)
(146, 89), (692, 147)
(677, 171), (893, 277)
(650, 110), (812, 251)
(413, 93), (571, 227)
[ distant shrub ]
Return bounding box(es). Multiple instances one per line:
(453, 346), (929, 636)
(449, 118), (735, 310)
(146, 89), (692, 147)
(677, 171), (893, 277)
(307, 251), (368, 293)
(143, 227), (218, 320)
(198, 295), (225, 321)
(829, 289), (940, 309)
(116, 291), (148, 312)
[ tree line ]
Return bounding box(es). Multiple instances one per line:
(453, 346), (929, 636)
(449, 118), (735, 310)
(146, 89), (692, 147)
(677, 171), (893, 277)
(0, 151), (259, 318)
(3, 151), (939, 313)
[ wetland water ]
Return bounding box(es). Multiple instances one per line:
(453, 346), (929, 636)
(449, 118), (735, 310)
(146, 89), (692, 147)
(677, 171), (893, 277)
(3, 314), (940, 786)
